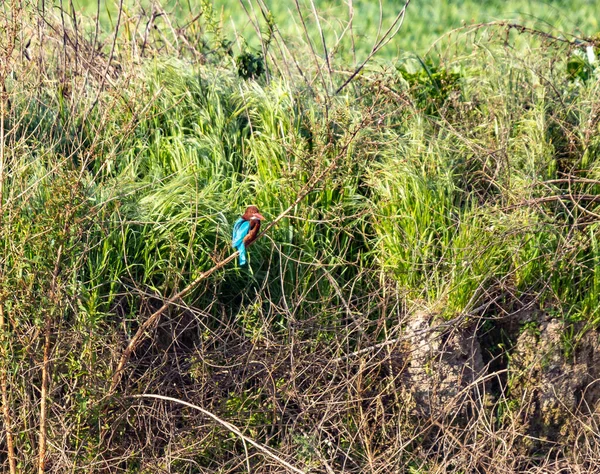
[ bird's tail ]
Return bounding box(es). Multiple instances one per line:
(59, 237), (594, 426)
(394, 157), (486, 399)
(236, 243), (247, 266)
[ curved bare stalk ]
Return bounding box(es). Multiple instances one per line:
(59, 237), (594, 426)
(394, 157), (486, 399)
(307, 0), (333, 87)
(0, 305), (16, 474)
(37, 318), (52, 474)
(335, 0), (411, 95)
(38, 240), (65, 474)
(86, 0), (124, 117)
(0, 10), (17, 473)
(292, 0), (330, 96)
(133, 393), (306, 474)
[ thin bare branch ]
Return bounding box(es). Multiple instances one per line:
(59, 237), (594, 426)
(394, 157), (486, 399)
(133, 393), (307, 474)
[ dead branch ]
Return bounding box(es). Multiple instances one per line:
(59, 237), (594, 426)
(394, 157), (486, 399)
(133, 393), (307, 474)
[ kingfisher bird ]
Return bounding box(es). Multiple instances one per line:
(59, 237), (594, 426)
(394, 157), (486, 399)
(232, 205), (265, 265)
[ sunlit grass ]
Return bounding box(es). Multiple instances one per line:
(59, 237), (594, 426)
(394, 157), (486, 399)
(2, 1), (600, 469)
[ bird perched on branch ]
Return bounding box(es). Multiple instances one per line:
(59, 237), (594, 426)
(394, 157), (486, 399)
(232, 205), (265, 265)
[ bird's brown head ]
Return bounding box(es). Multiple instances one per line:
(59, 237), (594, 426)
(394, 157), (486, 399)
(242, 205), (265, 221)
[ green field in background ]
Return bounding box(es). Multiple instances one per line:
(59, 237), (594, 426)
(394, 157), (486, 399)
(69, 0), (600, 58)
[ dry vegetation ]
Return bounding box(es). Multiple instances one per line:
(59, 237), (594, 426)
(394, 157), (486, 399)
(1, 0), (600, 472)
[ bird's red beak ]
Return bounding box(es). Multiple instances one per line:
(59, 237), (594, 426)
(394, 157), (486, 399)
(254, 212), (265, 221)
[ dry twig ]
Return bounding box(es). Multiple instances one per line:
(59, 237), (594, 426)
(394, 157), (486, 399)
(133, 393), (307, 474)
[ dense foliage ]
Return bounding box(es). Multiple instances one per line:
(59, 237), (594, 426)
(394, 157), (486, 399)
(1, 1), (600, 472)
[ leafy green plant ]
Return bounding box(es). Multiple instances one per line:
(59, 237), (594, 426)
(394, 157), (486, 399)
(566, 45), (599, 82)
(236, 50), (266, 79)
(398, 59), (462, 115)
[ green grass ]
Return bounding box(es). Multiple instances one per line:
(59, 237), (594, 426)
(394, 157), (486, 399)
(70, 0), (600, 59)
(2, 0), (600, 471)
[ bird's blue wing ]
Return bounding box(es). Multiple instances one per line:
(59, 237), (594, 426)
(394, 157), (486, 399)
(232, 218), (250, 248)
(232, 218), (250, 265)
